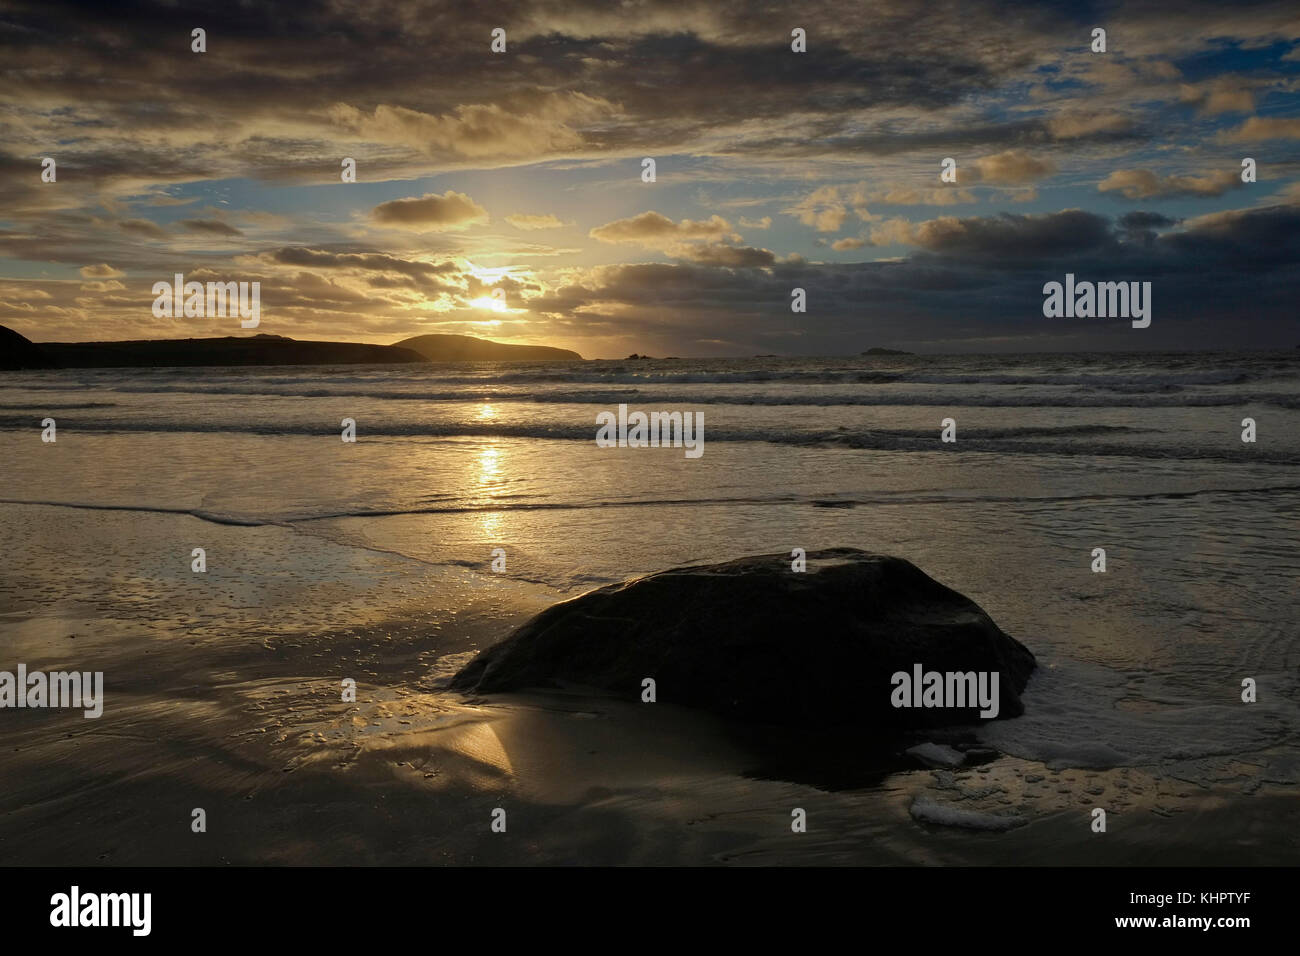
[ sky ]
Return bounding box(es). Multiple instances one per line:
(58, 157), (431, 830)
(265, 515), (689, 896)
(0, 0), (1298, 358)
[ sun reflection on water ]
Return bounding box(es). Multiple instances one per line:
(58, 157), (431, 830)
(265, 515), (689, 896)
(476, 441), (503, 539)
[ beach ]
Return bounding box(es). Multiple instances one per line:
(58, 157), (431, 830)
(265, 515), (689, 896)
(1, 351), (1297, 865)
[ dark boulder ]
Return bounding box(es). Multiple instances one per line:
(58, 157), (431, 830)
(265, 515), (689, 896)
(451, 548), (1036, 729)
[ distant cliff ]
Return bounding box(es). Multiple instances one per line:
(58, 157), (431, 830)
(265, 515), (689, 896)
(0, 325), (58, 369)
(394, 333), (582, 362)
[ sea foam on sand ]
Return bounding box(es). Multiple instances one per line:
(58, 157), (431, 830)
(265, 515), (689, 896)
(910, 795), (1027, 831)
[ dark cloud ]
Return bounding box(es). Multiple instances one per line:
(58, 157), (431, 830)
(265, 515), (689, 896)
(911, 209), (1118, 259)
(264, 247), (458, 276)
(671, 244), (778, 267)
(178, 219), (244, 236)
(261, 247), (463, 292)
(1117, 210), (1180, 242)
(533, 204), (1300, 352)
(1119, 211), (1180, 230)
(116, 219), (168, 239)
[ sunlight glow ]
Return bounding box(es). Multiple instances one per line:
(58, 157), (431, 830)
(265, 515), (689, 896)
(470, 296), (509, 313)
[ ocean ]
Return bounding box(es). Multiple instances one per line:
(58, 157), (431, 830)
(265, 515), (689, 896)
(0, 351), (1297, 864)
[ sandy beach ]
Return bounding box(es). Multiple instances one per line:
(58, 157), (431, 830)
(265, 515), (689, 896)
(1, 355), (1296, 866)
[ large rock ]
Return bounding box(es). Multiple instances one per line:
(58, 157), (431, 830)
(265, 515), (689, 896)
(451, 548), (1035, 729)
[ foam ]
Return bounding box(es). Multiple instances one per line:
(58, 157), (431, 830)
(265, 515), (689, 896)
(905, 742), (966, 767)
(910, 795), (1026, 831)
(977, 659), (1300, 779)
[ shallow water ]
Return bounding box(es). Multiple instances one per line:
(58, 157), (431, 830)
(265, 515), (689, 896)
(0, 352), (1296, 864)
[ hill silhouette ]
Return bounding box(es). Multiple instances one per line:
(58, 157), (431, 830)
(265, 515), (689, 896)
(30, 332), (426, 368)
(0, 325), (57, 369)
(0, 327), (581, 369)
(394, 333), (581, 362)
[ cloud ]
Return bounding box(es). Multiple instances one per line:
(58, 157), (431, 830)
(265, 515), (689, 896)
(868, 186), (975, 206)
(589, 211), (736, 247)
(786, 185), (870, 232)
(79, 263), (124, 278)
(1, 0), (1299, 352)
(178, 219), (244, 237)
(1178, 80), (1255, 116)
(327, 92), (613, 162)
(1275, 181), (1300, 204)
(1161, 204), (1300, 276)
(831, 237), (866, 250)
(968, 149), (1056, 185)
(1118, 211), (1179, 230)
(1220, 116), (1300, 142)
(871, 209), (1118, 258)
(868, 218), (918, 246)
(116, 219), (168, 240)
(371, 191), (488, 229)
(258, 247), (462, 291)
(670, 243), (777, 267)
(529, 204), (1300, 354)
(506, 213), (570, 230)
(1117, 210), (1180, 242)
(1047, 112), (1133, 139)
(12, 201), (1300, 353)
(1098, 168), (1242, 200)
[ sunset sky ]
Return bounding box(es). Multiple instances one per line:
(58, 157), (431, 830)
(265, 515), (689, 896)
(1, 0), (1298, 357)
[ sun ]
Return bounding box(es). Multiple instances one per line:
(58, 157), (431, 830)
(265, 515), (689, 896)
(471, 295), (509, 313)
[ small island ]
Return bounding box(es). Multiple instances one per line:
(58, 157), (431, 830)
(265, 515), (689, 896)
(862, 347), (914, 356)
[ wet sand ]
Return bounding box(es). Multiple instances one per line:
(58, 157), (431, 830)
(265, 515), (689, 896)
(1, 500), (1295, 866)
(4, 663), (1296, 865)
